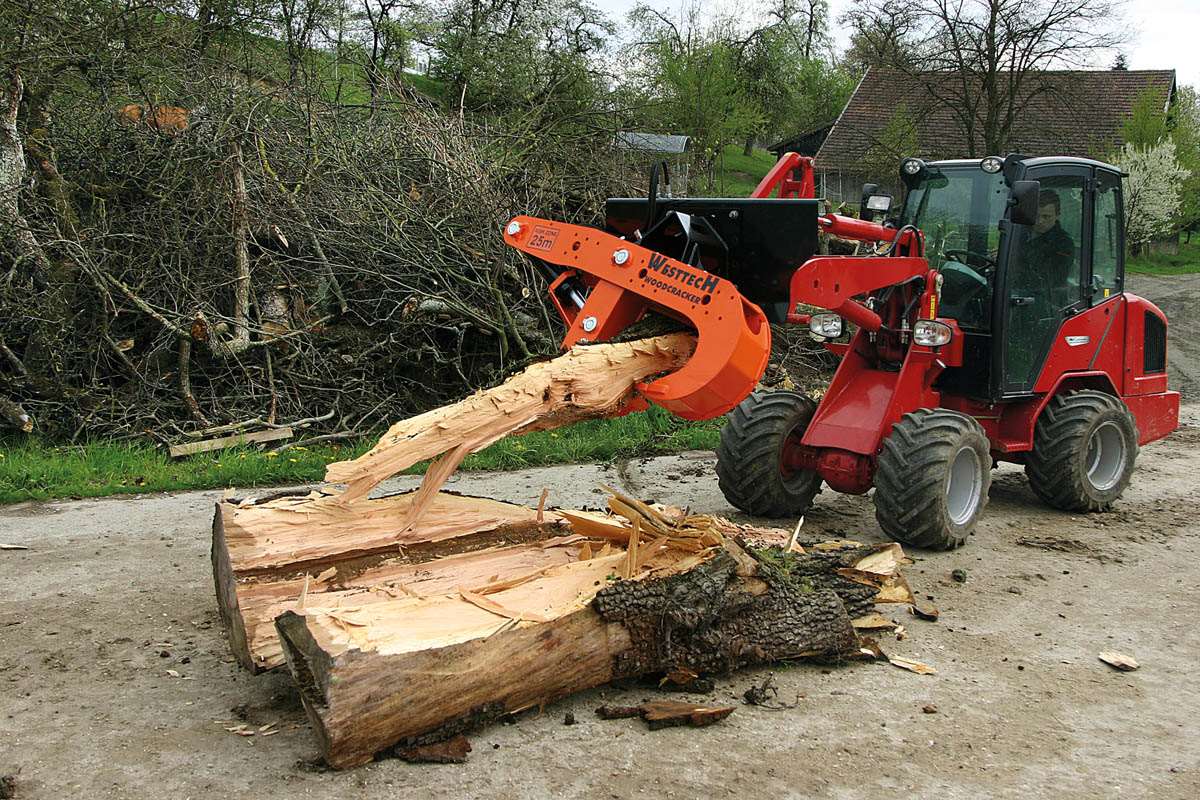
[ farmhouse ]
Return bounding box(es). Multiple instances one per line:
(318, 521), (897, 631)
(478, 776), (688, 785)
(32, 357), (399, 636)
(811, 67), (1177, 205)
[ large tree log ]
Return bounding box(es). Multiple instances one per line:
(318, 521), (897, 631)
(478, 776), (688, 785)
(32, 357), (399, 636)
(275, 502), (908, 769)
(212, 488), (568, 671)
(321, 333), (695, 507)
(211, 334), (693, 671)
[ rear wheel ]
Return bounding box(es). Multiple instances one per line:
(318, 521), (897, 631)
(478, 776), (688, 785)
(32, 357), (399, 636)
(874, 409), (991, 550)
(716, 391), (821, 518)
(1025, 390), (1138, 511)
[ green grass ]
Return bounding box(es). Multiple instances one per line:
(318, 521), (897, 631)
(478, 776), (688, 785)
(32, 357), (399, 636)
(1126, 236), (1200, 275)
(712, 145), (778, 197)
(400, 71), (447, 101)
(0, 408), (722, 505)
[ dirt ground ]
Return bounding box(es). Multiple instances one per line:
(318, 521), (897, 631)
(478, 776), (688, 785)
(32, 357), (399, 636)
(2, 275), (1198, 799)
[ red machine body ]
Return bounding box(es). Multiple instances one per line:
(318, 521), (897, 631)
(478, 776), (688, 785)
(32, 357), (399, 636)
(503, 150), (1180, 545)
(749, 153), (1179, 494)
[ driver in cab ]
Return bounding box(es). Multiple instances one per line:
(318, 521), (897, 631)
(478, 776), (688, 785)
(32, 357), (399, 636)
(1023, 189), (1074, 302)
(1008, 187), (1076, 381)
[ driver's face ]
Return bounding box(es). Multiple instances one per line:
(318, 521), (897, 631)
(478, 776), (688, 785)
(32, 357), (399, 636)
(1033, 203), (1058, 235)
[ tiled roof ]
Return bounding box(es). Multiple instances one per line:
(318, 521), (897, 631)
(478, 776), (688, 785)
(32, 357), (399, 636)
(769, 121), (836, 156)
(814, 68), (1176, 171)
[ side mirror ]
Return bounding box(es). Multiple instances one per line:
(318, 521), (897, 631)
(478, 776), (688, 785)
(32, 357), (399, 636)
(860, 183), (893, 221)
(1010, 180), (1041, 226)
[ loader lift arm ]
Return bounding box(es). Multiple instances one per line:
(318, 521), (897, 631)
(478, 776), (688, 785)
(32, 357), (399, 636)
(503, 153), (924, 421)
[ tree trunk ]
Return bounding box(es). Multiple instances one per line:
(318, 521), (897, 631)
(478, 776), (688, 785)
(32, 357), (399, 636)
(212, 488), (571, 671)
(0, 72), (60, 378)
(211, 333), (916, 768)
(222, 137), (253, 355)
(6, 79), (84, 383)
(0, 395), (32, 431)
(212, 334), (695, 670)
(743, 135), (755, 157)
(275, 525), (901, 768)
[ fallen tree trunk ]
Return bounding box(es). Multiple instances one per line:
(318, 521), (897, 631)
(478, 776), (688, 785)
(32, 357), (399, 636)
(212, 333), (920, 769)
(274, 501), (909, 769)
(212, 488), (568, 671)
(0, 396), (32, 432)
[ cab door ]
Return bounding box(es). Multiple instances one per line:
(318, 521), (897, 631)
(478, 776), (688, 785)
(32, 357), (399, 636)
(996, 165), (1091, 394)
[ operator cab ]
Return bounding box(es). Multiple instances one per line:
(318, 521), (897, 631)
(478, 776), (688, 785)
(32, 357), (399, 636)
(898, 155), (1127, 401)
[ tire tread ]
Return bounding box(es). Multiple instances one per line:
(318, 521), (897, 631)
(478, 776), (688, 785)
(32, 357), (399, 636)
(716, 391), (821, 518)
(874, 409), (991, 550)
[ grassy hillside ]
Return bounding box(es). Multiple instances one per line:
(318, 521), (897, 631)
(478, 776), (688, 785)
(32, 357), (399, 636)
(712, 145), (778, 197)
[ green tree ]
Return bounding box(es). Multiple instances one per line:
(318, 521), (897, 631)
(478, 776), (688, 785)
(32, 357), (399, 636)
(734, 7), (855, 155)
(429, 0), (612, 118)
(624, 6), (762, 175)
(1168, 86), (1200, 240)
(1123, 86), (1171, 148)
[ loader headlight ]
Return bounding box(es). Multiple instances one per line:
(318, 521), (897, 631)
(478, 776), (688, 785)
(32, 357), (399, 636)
(981, 156), (1003, 174)
(809, 313), (843, 339)
(913, 320), (952, 347)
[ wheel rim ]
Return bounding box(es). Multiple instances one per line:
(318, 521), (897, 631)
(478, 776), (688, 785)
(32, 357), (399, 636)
(780, 423), (818, 489)
(946, 445), (983, 525)
(1085, 421), (1127, 491)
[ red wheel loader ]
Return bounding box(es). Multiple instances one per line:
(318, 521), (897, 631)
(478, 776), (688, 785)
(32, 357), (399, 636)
(503, 153), (1180, 548)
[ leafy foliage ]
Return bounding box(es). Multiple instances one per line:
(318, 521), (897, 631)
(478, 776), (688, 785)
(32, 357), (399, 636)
(1169, 86), (1200, 238)
(1116, 139), (1188, 250)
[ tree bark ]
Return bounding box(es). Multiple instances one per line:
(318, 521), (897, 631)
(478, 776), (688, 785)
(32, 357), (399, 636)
(212, 334), (695, 672)
(209, 328), (916, 768)
(0, 395), (32, 432)
(224, 137), (253, 354)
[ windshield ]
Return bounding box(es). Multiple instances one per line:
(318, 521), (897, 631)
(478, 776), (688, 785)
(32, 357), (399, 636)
(901, 165), (1009, 330)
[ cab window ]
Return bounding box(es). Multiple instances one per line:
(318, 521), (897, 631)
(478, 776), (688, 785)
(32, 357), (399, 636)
(1092, 171), (1123, 299)
(900, 166), (1008, 330)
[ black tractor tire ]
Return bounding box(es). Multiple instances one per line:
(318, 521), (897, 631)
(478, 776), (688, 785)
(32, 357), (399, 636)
(1025, 390), (1139, 512)
(874, 409), (992, 550)
(716, 391), (822, 518)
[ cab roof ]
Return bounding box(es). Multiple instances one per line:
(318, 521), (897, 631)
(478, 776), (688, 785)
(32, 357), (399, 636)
(927, 155), (1121, 173)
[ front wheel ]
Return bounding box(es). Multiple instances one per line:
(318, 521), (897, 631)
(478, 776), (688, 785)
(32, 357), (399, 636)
(1025, 390), (1138, 512)
(716, 391), (822, 518)
(873, 409), (992, 550)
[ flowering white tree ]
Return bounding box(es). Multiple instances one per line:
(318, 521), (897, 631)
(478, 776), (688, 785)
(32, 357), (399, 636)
(1117, 138), (1188, 252)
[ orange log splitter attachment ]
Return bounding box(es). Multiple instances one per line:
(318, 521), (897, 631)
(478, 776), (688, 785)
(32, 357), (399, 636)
(503, 215), (771, 420)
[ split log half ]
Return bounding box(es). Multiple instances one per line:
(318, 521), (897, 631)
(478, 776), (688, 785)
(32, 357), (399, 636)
(321, 334), (695, 508)
(275, 532), (873, 769)
(212, 488), (568, 671)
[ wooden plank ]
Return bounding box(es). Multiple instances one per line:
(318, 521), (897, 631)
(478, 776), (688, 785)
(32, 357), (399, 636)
(170, 426), (293, 458)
